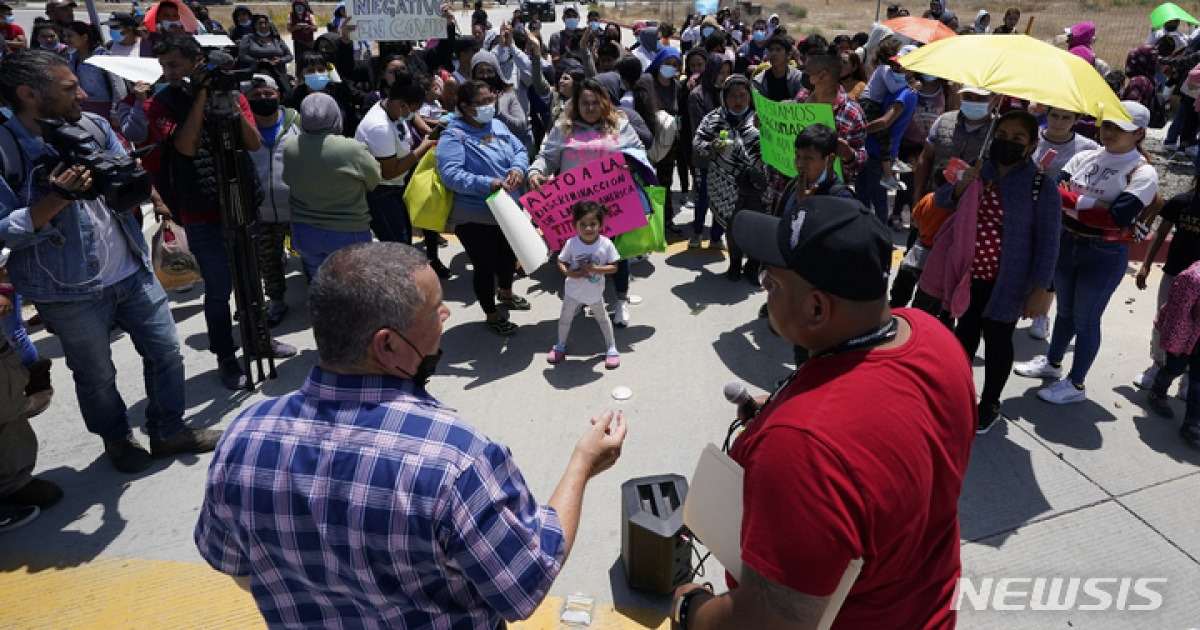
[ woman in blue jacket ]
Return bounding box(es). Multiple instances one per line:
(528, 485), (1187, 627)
(437, 80), (531, 335)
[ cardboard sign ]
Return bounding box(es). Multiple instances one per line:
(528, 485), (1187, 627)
(752, 92), (840, 178)
(347, 0), (445, 42)
(520, 153), (648, 251)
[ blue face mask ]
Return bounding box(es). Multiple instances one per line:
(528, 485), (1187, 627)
(564, 17), (579, 29)
(960, 100), (991, 120)
(753, 29), (766, 42)
(305, 72), (331, 91)
(813, 166), (827, 186)
(400, 110), (415, 122)
(702, 26), (714, 37)
(590, 21), (601, 30)
(728, 106), (749, 116)
(659, 65), (678, 79)
(153, 82), (170, 94)
(110, 27), (125, 42)
(5, 15), (16, 24)
(474, 104), (496, 124)
(921, 73), (938, 83)
(0, 107), (12, 120)
(238, 18), (251, 27)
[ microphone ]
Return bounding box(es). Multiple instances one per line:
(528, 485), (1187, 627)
(723, 381), (760, 421)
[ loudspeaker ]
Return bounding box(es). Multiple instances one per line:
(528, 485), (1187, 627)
(620, 474), (692, 595)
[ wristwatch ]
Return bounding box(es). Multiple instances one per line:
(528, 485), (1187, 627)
(672, 588), (703, 628)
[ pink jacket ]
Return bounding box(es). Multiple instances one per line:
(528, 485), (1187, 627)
(919, 179), (982, 318)
(1155, 260), (1200, 355)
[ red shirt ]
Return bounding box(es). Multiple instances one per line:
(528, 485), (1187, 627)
(972, 187), (1004, 280)
(729, 309), (976, 629)
(1, 23), (26, 51)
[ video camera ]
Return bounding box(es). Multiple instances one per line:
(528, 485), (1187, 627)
(201, 49), (255, 93)
(36, 117), (152, 212)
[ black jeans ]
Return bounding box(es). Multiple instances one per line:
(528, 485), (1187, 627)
(954, 279), (1017, 407)
(654, 143), (679, 224)
(454, 222), (516, 315)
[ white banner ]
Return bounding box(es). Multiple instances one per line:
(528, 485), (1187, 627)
(347, 0), (445, 42)
(84, 56), (162, 85)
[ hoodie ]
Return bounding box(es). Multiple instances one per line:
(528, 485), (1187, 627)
(594, 71), (654, 149)
(1067, 22), (1096, 48)
(469, 49), (528, 139)
(634, 26), (661, 69)
(974, 10), (990, 34)
(436, 117), (529, 223)
(688, 53), (730, 135)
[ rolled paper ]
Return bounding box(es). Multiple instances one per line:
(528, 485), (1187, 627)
(486, 189), (549, 274)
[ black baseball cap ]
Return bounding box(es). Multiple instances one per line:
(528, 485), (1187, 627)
(733, 196), (892, 301)
(105, 12), (140, 27)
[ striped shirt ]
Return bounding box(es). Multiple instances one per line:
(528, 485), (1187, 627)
(195, 367), (565, 629)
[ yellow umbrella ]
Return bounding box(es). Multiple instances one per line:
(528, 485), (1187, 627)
(898, 34), (1131, 122)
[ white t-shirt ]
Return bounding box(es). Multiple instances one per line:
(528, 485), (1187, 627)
(82, 198), (140, 287)
(1034, 131), (1099, 181)
(354, 101), (412, 186)
(108, 41), (140, 57)
(1062, 147), (1158, 210)
(558, 234), (618, 305)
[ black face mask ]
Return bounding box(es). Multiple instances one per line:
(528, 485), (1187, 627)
(990, 137), (1027, 166)
(390, 329), (442, 388)
(248, 97), (279, 116)
(799, 72), (815, 92)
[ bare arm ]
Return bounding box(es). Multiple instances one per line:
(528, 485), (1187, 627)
(911, 144), (935, 200)
(1136, 219), (1174, 289)
(545, 411), (626, 563)
(675, 564), (831, 630)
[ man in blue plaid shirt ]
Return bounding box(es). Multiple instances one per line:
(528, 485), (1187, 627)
(194, 242), (627, 629)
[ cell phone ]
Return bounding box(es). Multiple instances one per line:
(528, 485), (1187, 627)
(429, 124), (445, 140)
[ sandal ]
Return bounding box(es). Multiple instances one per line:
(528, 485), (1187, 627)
(486, 318), (519, 335)
(497, 293), (531, 310)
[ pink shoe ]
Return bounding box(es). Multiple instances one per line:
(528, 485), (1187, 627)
(604, 352), (620, 369)
(547, 348), (565, 364)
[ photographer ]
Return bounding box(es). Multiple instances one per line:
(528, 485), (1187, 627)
(0, 50), (219, 474)
(144, 34), (295, 391)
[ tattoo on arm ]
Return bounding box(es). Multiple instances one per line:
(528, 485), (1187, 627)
(743, 566), (825, 627)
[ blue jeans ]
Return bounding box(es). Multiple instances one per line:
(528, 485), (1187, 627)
(36, 269), (185, 443)
(1154, 348), (1200, 422)
(856, 154), (890, 225)
(1, 292), (38, 365)
(1047, 232), (1129, 384)
(1166, 94), (1197, 146)
(691, 167), (724, 240)
(291, 222), (373, 279)
(366, 184), (412, 244)
(183, 221), (237, 360)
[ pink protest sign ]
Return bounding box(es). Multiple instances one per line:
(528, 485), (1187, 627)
(520, 152), (648, 251)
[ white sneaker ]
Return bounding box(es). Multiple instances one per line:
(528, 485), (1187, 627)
(688, 235), (702, 248)
(1029, 315), (1050, 340)
(707, 236), (726, 250)
(1037, 379), (1087, 404)
(1014, 355), (1063, 379)
(1134, 364), (1160, 389)
(880, 176), (907, 191)
(613, 299), (631, 327)
(892, 160), (913, 174)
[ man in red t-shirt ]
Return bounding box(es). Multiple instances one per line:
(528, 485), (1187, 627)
(0, 2), (27, 52)
(670, 197), (976, 629)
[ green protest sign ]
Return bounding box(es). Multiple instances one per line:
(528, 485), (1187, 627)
(752, 92), (840, 179)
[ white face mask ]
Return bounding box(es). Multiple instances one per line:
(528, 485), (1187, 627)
(159, 20), (182, 31)
(474, 103), (496, 124)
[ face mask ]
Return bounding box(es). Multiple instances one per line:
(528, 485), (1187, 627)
(702, 26), (714, 37)
(990, 137), (1027, 166)
(474, 103), (496, 124)
(40, 43), (59, 51)
(391, 330), (442, 388)
(753, 29), (766, 42)
(248, 97), (278, 116)
(5, 15), (16, 24)
(812, 167), (827, 187)
(921, 73), (938, 83)
(659, 65), (677, 79)
(887, 68), (908, 89)
(564, 17), (578, 29)
(256, 29), (272, 37)
(293, 6), (304, 14)
(0, 107), (12, 120)
(304, 72), (331, 91)
(400, 110), (415, 122)
(110, 28), (125, 41)
(153, 82), (170, 94)
(238, 18), (251, 27)
(728, 105), (748, 116)
(590, 20), (601, 30)
(960, 100), (991, 120)
(159, 20), (182, 30)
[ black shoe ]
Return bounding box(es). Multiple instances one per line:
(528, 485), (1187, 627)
(1181, 422), (1200, 449)
(105, 436), (154, 473)
(150, 427), (223, 459)
(436, 234), (449, 247)
(25, 358), (52, 395)
(725, 265), (742, 282)
(497, 293), (531, 310)
(977, 401), (1002, 434)
(758, 303), (768, 318)
(266, 300), (289, 328)
(217, 356), (248, 390)
(1147, 391), (1175, 419)
(665, 223), (684, 236)
(0, 477), (63, 509)
(0, 504), (39, 534)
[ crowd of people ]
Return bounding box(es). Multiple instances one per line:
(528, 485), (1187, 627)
(0, 0), (1198, 625)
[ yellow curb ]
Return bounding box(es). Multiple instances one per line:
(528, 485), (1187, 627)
(0, 554), (665, 629)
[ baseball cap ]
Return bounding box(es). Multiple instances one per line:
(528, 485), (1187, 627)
(733, 197), (893, 301)
(959, 85), (992, 97)
(45, 0), (76, 9)
(1108, 100), (1150, 132)
(104, 11), (140, 27)
(241, 73), (279, 93)
(890, 44), (918, 62)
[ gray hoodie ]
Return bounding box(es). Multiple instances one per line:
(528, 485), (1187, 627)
(469, 49), (528, 140)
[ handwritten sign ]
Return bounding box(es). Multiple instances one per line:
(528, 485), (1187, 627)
(752, 92), (840, 178)
(520, 153), (648, 251)
(348, 0), (444, 42)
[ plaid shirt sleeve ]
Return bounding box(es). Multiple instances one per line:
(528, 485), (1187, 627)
(194, 460), (252, 578)
(837, 98), (868, 182)
(440, 441), (566, 621)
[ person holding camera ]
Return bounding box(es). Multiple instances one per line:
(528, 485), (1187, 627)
(145, 34), (296, 391)
(0, 49), (220, 474)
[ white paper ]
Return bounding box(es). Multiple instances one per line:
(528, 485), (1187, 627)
(194, 34), (235, 48)
(486, 189), (549, 274)
(683, 444), (746, 582)
(83, 56), (163, 85)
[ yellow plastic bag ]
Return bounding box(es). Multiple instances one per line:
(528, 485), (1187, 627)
(404, 147), (454, 232)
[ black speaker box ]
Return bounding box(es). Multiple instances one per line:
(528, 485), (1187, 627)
(620, 474), (692, 595)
